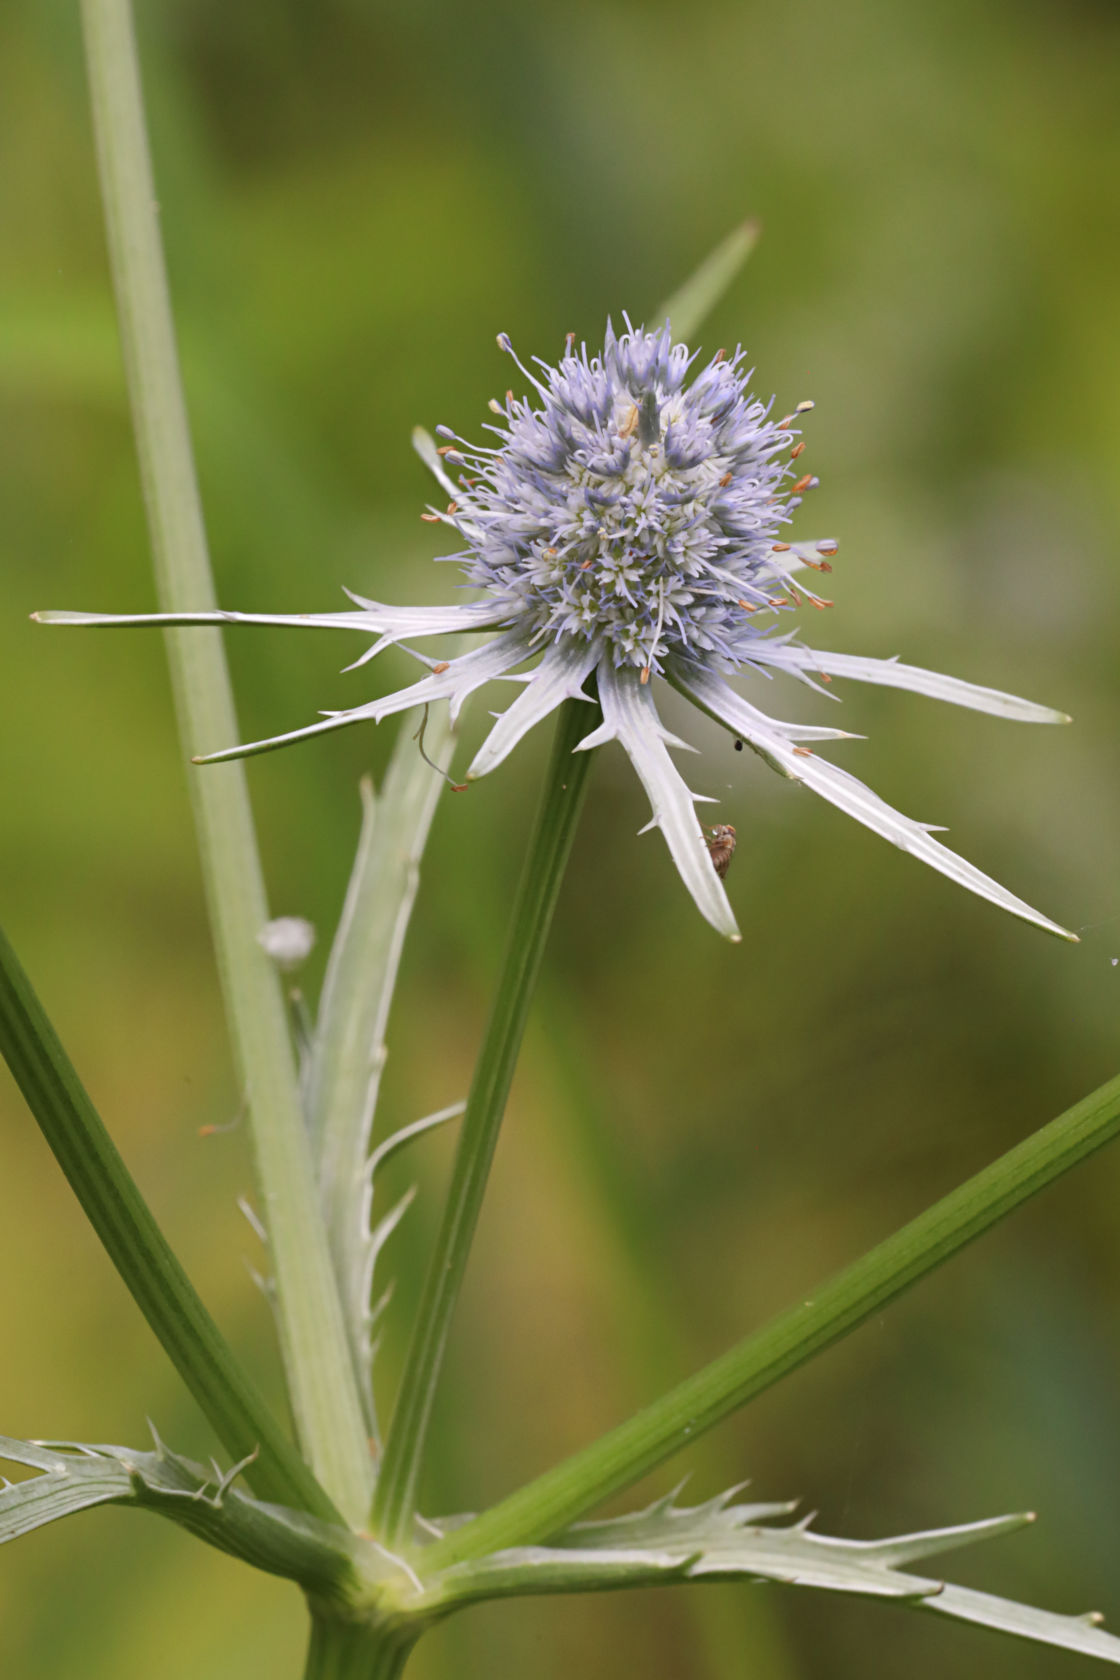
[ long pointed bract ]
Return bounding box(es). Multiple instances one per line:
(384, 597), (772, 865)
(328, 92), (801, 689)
(672, 662), (1075, 941)
(579, 662), (740, 941)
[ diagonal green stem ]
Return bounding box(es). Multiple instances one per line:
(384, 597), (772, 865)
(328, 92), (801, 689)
(79, 0), (371, 1520)
(422, 1068), (1120, 1567)
(0, 924), (337, 1522)
(374, 699), (599, 1542)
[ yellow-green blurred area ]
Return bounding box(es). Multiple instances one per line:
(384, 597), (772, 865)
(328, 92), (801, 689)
(2, 0), (1120, 1674)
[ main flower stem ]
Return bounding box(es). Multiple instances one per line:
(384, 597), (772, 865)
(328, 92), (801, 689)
(80, 0), (371, 1519)
(374, 698), (598, 1543)
(304, 1615), (415, 1680)
(423, 1066), (1120, 1566)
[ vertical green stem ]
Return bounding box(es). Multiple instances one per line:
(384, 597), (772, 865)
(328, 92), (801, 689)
(374, 699), (598, 1541)
(79, 0), (371, 1520)
(304, 1615), (415, 1680)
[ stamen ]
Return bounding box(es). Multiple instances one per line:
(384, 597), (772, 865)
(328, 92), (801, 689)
(790, 441), (806, 459)
(791, 474), (814, 494)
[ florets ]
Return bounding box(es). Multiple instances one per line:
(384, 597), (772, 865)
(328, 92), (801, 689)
(435, 318), (826, 679)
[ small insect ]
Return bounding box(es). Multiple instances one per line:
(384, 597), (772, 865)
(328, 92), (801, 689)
(706, 823), (737, 880)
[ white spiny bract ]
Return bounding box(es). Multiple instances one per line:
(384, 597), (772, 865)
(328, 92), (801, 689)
(39, 319), (1075, 943)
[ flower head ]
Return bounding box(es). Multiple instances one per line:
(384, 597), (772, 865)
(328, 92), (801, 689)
(39, 319), (1074, 943)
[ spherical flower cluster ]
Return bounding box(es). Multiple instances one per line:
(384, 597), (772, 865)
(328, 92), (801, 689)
(438, 319), (830, 681)
(39, 320), (1073, 944)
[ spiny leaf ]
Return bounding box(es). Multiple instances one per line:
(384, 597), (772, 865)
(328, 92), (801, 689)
(414, 1489), (1120, 1664)
(0, 1435), (361, 1603)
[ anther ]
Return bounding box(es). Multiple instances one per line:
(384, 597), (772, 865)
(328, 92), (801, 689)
(565, 331), (575, 352)
(714, 348), (726, 363)
(737, 599), (757, 612)
(816, 539), (838, 555)
(488, 398), (504, 414)
(420, 512), (441, 523)
(640, 666), (651, 684)
(807, 597), (834, 609)
(719, 472), (732, 487)
(795, 399), (815, 414)
(793, 746), (814, 757)
(431, 661), (450, 674)
(791, 473), (813, 494)
(496, 332), (513, 353)
(446, 502), (458, 514)
(772, 542), (791, 552)
(790, 441), (806, 459)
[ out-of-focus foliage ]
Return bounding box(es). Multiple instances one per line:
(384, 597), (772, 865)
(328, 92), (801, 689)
(2, 1), (1119, 1675)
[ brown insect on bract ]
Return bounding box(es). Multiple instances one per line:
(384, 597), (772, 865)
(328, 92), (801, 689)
(706, 824), (737, 880)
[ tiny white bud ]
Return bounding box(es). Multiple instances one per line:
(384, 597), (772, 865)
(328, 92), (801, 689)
(257, 916), (316, 972)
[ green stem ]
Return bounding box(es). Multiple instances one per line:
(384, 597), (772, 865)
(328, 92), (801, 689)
(423, 1068), (1120, 1567)
(374, 698), (598, 1541)
(0, 924), (337, 1521)
(79, 0), (371, 1519)
(304, 1615), (415, 1680)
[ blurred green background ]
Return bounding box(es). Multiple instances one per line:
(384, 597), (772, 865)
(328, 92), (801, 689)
(2, 0), (1119, 1674)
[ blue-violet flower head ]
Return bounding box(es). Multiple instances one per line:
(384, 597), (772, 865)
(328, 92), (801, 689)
(39, 318), (1074, 944)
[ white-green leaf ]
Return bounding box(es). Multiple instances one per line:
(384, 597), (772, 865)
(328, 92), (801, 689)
(414, 1489), (1120, 1663)
(306, 706), (463, 1443)
(0, 1435), (362, 1603)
